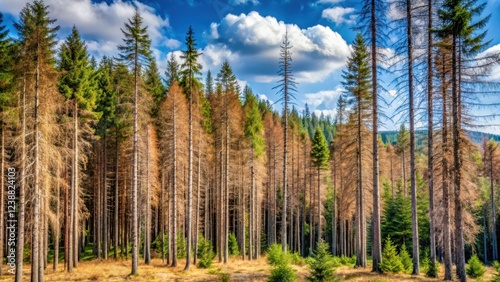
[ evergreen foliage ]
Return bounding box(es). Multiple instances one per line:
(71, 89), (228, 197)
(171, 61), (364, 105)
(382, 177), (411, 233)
(399, 244), (412, 274)
(228, 232), (240, 256)
(311, 127), (330, 170)
(197, 236), (215, 268)
(466, 254), (486, 278)
(379, 237), (404, 274)
(307, 240), (338, 282)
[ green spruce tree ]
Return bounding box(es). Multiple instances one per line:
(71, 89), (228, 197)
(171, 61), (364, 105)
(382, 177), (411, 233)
(118, 9), (152, 275)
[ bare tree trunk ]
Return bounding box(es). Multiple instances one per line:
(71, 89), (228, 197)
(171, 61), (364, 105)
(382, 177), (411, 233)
(103, 133), (108, 259)
(145, 127), (151, 265)
(406, 0), (420, 273)
(32, 56), (41, 282)
(355, 96), (366, 268)
(131, 45), (139, 275)
(452, 35), (466, 282)
(115, 134), (119, 259)
(171, 93), (178, 267)
(317, 167), (321, 245)
(73, 99), (79, 268)
(54, 165), (60, 271)
(490, 155), (498, 261)
(441, 55), (453, 280)
(370, 0), (382, 271)
(185, 75), (193, 272)
(15, 74), (26, 282)
(224, 93), (229, 263)
(194, 134), (201, 265)
(427, 0), (437, 272)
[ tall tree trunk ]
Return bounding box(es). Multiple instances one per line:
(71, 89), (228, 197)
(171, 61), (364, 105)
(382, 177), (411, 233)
(194, 133), (201, 265)
(490, 155), (498, 261)
(407, 0), (420, 274)
(452, 34), (466, 282)
(54, 165), (61, 271)
(145, 127), (151, 265)
(249, 147), (254, 260)
(131, 47), (139, 275)
(32, 55), (41, 282)
(115, 134), (119, 259)
(427, 0), (437, 272)
(103, 132), (108, 259)
(317, 167), (321, 245)
(441, 54), (453, 280)
(355, 97), (366, 268)
(171, 92), (178, 267)
(185, 71), (193, 271)
(224, 92), (229, 263)
(370, 0), (382, 272)
(15, 74), (26, 282)
(282, 98), (288, 254)
(73, 99), (79, 268)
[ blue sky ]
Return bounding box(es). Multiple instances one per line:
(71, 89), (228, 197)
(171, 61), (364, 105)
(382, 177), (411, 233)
(1, 0), (500, 133)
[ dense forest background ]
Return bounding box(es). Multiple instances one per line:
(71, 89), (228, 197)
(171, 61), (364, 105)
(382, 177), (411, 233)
(0, 0), (500, 282)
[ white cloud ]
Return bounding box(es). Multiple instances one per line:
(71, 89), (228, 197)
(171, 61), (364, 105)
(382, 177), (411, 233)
(1, 0), (171, 59)
(321, 7), (356, 25)
(164, 38), (181, 49)
(231, 0), (260, 4)
(201, 11), (350, 83)
(313, 109), (337, 118)
(303, 87), (343, 113)
(388, 90), (397, 97)
(310, 0), (345, 6)
(478, 44), (500, 81)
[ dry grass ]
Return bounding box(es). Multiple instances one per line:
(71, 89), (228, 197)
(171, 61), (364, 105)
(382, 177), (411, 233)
(0, 257), (497, 281)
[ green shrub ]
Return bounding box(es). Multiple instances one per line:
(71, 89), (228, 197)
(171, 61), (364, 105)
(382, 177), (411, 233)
(228, 232), (240, 256)
(268, 264), (296, 282)
(289, 252), (305, 266)
(307, 240), (339, 282)
(218, 272), (230, 282)
(379, 237), (404, 274)
(490, 261), (500, 282)
(423, 257), (439, 278)
(466, 254), (486, 278)
(177, 234), (186, 259)
(338, 255), (356, 266)
(197, 235), (215, 268)
(399, 244), (412, 274)
(267, 244), (289, 266)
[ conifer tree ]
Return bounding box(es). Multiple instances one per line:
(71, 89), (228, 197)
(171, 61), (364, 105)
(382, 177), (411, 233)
(244, 87), (265, 260)
(165, 53), (180, 90)
(274, 29), (297, 253)
(118, 9), (151, 275)
(180, 26), (202, 270)
(145, 59), (166, 118)
(58, 25), (98, 267)
(310, 126), (329, 246)
(341, 33), (372, 268)
(14, 1), (60, 280)
(437, 1), (492, 280)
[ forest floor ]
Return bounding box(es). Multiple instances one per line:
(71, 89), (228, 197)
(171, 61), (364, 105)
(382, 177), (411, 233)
(2, 257), (498, 281)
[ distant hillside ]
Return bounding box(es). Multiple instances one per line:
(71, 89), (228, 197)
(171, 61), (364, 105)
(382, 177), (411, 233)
(380, 130), (500, 147)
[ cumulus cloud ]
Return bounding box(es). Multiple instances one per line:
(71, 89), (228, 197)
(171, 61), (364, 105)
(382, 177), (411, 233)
(322, 7), (356, 25)
(0, 0), (172, 59)
(303, 87), (344, 114)
(201, 11), (350, 83)
(479, 44), (500, 81)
